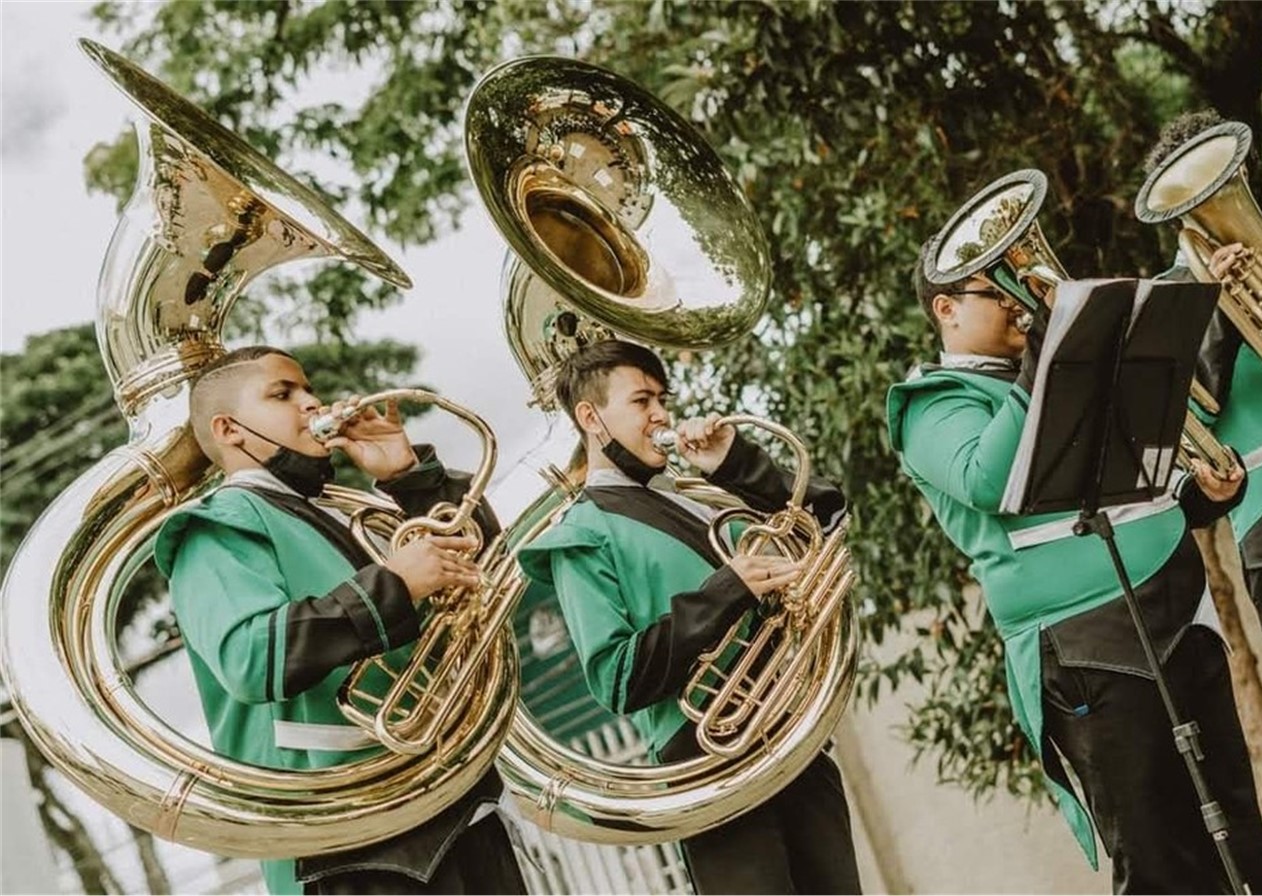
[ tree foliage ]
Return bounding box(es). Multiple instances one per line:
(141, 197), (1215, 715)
(74, 0), (1262, 807)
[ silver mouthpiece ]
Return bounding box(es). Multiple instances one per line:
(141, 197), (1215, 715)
(651, 429), (678, 450)
(309, 405), (360, 443)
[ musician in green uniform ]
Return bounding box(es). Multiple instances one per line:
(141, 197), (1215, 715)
(154, 346), (526, 895)
(887, 244), (1262, 893)
(517, 339), (861, 895)
(1145, 109), (1262, 611)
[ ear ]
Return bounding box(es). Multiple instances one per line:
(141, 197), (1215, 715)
(210, 413), (244, 449)
(573, 400), (603, 437)
(931, 292), (958, 328)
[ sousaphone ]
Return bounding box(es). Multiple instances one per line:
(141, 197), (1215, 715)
(0, 41), (515, 859)
(465, 56), (861, 843)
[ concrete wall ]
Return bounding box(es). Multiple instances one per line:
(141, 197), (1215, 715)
(835, 695), (1109, 894)
(831, 600), (1111, 895)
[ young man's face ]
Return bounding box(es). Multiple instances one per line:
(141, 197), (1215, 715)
(221, 353), (329, 459)
(935, 277), (1028, 358)
(582, 365), (671, 466)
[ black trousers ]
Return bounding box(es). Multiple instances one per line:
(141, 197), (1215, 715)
(1042, 625), (1262, 894)
(678, 753), (862, 895)
(302, 814), (526, 895)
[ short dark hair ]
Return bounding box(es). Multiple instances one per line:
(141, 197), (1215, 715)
(914, 239), (962, 333)
(1143, 109), (1226, 176)
(554, 339), (669, 427)
(189, 345), (296, 463)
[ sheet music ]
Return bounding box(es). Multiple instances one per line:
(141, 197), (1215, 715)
(999, 277), (1219, 516)
(1000, 279), (1119, 514)
(1126, 279), (1155, 340)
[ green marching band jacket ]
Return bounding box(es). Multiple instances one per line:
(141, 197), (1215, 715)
(154, 447), (500, 895)
(886, 365), (1247, 867)
(516, 433), (848, 761)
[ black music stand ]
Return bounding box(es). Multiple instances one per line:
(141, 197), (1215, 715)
(1004, 277), (1247, 894)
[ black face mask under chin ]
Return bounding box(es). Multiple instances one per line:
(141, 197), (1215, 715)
(231, 418), (334, 498)
(601, 437), (667, 487)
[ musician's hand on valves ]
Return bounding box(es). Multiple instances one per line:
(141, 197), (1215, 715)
(675, 413), (736, 474)
(729, 555), (804, 598)
(1208, 242), (1248, 280)
(1191, 456), (1244, 503)
(384, 534), (481, 603)
(322, 398), (416, 480)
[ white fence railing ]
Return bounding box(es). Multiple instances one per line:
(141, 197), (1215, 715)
(515, 717), (693, 896)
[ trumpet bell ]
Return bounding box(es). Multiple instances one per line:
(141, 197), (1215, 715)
(924, 168), (1066, 312)
(466, 55), (771, 364)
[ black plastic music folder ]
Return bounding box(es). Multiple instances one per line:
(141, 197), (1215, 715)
(1001, 278), (1221, 515)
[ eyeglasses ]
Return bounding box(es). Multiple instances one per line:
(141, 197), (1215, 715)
(948, 288), (1021, 311)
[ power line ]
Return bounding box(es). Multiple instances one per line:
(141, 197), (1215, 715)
(2, 407), (125, 490)
(2, 392), (119, 471)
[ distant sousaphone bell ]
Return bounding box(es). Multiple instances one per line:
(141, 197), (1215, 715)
(1136, 120), (1262, 360)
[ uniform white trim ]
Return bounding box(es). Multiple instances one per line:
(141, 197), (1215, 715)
(274, 719), (376, 752)
(1007, 493), (1179, 551)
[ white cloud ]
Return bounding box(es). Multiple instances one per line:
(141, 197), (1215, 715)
(2, 2), (134, 347)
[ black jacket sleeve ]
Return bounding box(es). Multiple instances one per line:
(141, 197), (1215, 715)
(274, 444), (505, 697)
(1176, 456), (1248, 530)
(620, 566), (756, 713)
(377, 444), (502, 541)
(1194, 307), (1244, 412)
(1014, 305), (1049, 396)
(704, 431), (848, 533)
(280, 564), (420, 698)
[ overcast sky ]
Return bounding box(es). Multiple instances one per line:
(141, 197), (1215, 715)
(1, 1), (575, 518)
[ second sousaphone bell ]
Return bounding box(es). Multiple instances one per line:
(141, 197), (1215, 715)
(465, 55), (772, 410)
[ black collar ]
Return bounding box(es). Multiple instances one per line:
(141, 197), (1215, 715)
(582, 486), (724, 568)
(226, 484), (373, 569)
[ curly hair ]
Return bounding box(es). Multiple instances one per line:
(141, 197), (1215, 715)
(1143, 109), (1227, 176)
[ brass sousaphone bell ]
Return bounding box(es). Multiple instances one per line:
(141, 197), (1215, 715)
(1136, 120), (1262, 360)
(464, 56), (861, 844)
(0, 41), (515, 859)
(925, 168), (1235, 477)
(467, 55), (771, 411)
